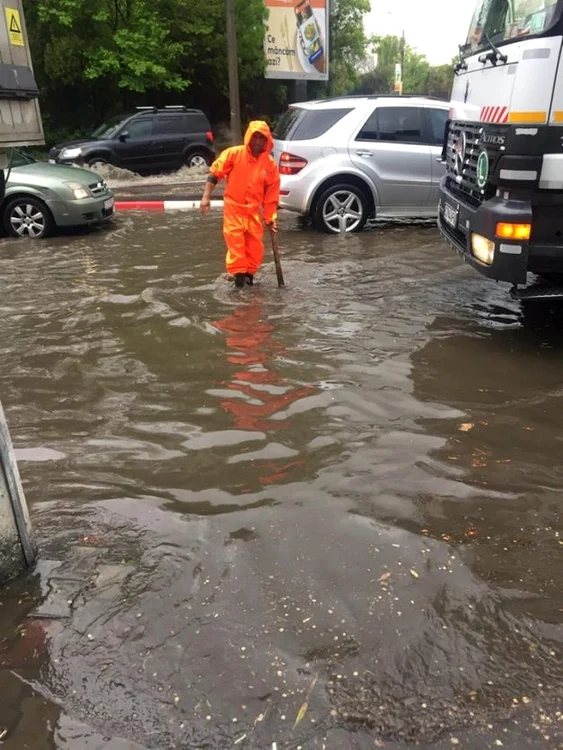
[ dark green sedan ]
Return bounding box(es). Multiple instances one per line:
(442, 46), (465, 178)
(2, 151), (115, 239)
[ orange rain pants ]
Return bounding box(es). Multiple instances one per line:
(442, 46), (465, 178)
(209, 120), (280, 276)
(223, 205), (265, 275)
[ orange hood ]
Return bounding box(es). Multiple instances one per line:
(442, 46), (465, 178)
(244, 120), (274, 155)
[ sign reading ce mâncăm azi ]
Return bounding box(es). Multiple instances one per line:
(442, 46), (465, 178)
(264, 0), (329, 81)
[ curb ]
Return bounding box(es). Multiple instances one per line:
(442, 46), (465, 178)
(115, 199), (223, 212)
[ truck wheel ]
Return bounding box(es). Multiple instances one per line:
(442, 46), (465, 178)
(540, 273), (563, 285)
(4, 197), (55, 239)
(313, 184), (369, 234)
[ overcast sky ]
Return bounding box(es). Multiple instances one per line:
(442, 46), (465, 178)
(364, 0), (476, 65)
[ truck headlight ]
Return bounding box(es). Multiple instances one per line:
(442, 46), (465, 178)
(471, 234), (495, 265)
(65, 181), (89, 200)
(60, 147), (82, 160)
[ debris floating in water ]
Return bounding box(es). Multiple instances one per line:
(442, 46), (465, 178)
(293, 673), (319, 730)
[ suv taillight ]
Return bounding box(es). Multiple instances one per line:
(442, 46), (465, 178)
(206, 130), (214, 144)
(279, 152), (307, 175)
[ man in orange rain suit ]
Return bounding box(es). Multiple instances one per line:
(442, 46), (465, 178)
(200, 121), (280, 288)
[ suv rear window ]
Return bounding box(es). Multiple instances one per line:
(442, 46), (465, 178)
(273, 108), (302, 140)
(154, 113), (209, 135)
(186, 113), (210, 132)
(357, 107), (423, 144)
(274, 108), (352, 141)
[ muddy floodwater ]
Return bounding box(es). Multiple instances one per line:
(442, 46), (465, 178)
(0, 211), (561, 750)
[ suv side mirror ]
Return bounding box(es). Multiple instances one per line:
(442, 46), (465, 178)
(119, 131), (130, 142)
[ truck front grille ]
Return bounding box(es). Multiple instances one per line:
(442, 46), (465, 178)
(445, 121), (506, 207)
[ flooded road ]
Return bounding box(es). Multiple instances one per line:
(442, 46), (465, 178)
(0, 211), (561, 750)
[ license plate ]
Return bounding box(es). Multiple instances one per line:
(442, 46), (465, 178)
(48, 159), (55, 164)
(443, 202), (458, 229)
(104, 197), (115, 211)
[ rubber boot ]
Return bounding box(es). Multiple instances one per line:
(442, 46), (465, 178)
(245, 273), (254, 286)
(234, 273), (246, 288)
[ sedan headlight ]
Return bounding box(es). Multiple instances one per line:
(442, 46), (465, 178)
(60, 147), (82, 160)
(65, 181), (90, 200)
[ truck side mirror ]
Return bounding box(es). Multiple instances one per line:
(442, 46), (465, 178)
(119, 131), (130, 142)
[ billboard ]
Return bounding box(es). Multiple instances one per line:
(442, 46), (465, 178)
(264, 0), (329, 81)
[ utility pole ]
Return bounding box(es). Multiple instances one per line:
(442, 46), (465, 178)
(400, 29), (405, 95)
(226, 0), (242, 144)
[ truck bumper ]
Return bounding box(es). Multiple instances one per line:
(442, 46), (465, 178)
(438, 178), (532, 285)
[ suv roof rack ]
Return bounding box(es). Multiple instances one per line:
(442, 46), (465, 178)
(317, 94), (448, 103)
(135, 105), (202, 114)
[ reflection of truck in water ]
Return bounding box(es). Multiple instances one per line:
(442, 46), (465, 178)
(438, 0), (563, 296)
(0, 0), (44, 203)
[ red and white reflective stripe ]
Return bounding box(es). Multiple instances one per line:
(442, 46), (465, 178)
(479, 106), (509, 123)
(115, 200), (223, 212)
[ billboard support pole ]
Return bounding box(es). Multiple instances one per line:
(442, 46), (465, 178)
(294, 80), (308, 102)
(226, 0), (242, 144)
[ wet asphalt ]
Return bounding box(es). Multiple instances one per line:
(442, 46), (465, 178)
(0, 210), (561, 750)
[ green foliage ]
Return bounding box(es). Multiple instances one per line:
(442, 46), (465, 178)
(356, 35), (454, 100)
(329, 0), (372, 95)
(33, 0), (186, 92)
(23, 0), (267, 143)
(23, 0), (374, 143)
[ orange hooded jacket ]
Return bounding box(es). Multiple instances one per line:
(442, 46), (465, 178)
(209, 121), (280, 224)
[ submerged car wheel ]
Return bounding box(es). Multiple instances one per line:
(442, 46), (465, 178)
(313, 184), (369, 234)
(4, 197), (55, 239)
(186, 150), (211, 169)
(87, 157), (109, 171)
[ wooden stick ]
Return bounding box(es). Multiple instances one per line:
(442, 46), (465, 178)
(269, 226), (285, 288)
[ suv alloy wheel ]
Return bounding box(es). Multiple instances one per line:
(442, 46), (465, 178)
(314, 184), (369, 233)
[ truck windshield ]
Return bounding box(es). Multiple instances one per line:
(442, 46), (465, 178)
(464, 0), (563, 55)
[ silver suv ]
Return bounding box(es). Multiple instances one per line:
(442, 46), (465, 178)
(273, 95), (449, 233)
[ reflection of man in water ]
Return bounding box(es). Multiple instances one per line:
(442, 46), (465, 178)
(213, 302), (313, 483)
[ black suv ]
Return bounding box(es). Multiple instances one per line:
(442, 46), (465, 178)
(49, 106), (215, 174)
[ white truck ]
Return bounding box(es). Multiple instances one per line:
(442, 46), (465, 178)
(438, 0), (563, 296)
(0, 0), (44, 201)
(0, 0), (42, 581)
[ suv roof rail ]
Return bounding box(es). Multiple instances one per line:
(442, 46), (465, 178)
(163, 105), (203, 113)
(134, 105), (204, 114)
(317, 94), (448, 103)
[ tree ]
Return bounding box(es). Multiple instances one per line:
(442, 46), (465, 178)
(355, 35), (454, 99)
(328, 0), (372, 95)
(23, 0), (267, 142)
